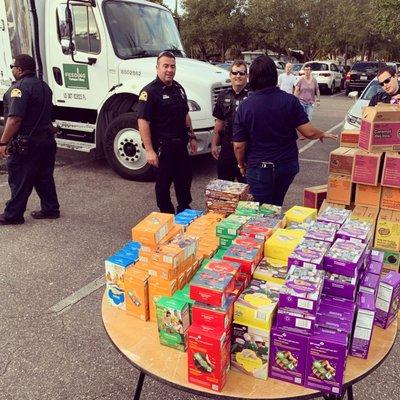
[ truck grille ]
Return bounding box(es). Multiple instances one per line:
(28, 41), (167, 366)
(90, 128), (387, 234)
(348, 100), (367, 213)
(212, 85), (230, 108)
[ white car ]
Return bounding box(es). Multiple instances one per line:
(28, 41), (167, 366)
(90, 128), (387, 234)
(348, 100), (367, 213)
(301, 61), (342, 94)
(343, 78), (383, 130)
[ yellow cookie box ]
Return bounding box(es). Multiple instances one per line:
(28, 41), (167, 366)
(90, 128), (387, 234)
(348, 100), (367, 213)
(374, 209), (400, 252)
(264, 229), (306, 262)
(253, 258), (288, 285)
(285, 206), (317, 225)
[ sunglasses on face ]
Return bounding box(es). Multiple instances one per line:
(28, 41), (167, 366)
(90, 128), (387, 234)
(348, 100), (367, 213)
(10, 64), (20, 69)
(379, 76), (393, 86)
(231, 71), (246, 76)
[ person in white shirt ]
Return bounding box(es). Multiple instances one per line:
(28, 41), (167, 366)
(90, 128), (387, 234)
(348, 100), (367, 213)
(278, 63), (297, 94)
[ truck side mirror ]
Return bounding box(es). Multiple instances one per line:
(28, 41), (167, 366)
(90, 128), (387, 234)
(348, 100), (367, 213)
(61, 39), (75, 55)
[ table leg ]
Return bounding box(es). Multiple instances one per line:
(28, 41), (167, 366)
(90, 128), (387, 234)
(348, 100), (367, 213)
(133, 371), (146, 400)
(347, 385), (354, 400)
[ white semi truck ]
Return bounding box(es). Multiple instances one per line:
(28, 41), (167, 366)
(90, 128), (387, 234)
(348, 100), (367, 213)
(0, 0), (229, 179)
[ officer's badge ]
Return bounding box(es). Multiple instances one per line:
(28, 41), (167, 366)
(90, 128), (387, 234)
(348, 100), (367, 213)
(139, 91), (147, 101)
(10, 88), (22, 98)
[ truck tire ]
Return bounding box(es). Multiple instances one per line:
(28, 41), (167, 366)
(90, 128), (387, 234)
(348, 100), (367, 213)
(103, 112), (154, 181)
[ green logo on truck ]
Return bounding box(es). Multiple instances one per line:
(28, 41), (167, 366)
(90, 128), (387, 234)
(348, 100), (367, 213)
(63, 64), (89, 89)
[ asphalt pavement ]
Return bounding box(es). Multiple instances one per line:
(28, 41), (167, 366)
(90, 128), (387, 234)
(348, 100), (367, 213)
(0, 91), (399, 400)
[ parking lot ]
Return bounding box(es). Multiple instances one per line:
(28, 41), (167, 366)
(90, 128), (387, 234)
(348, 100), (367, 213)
(1, 91), (399, 400)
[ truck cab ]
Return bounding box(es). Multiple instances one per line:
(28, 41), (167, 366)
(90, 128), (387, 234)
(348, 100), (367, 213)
(0, 0), (230, 180)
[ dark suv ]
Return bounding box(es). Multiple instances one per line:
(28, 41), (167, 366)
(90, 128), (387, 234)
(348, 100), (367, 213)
(345, 61), (386, 95)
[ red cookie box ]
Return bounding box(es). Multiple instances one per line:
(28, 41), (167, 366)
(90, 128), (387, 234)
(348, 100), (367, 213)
(192, 295), (235, 330)
(233, 236), (264, 261)
(187, 324), (231, 392)
(223, 244), (260, 275)
(190, 267), (237, 308)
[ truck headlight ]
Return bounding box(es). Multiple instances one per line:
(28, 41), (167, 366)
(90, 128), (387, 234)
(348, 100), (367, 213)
(346, 113), (362, 127)
(188, 100), (201, 111)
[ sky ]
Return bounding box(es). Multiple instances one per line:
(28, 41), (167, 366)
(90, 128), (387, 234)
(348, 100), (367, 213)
(162, 0), (183, 14)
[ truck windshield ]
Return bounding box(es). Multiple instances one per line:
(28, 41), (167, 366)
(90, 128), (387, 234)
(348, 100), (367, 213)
(103, 1), (185, 59)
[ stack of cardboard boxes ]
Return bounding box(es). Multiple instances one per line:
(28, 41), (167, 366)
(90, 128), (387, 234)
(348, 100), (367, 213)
(325, 105), (400, 276)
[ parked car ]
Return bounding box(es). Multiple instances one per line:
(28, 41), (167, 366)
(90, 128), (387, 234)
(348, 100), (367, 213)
(343, 78), (383, 130)
(274, 60), (285, 75)
(344, 61), (386, 95)
(300, 61), (342, 94)
(338, 65), (351, 90)
(215, 62), (233, 71)
(292, 63), (303, 83)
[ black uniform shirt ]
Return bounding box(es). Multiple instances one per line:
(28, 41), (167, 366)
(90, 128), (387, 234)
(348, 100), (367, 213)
(3, 73), (53, 136)
(137, 77), (189, 140)
(369, 86), (400, 106)
(213, 85), (250, 141)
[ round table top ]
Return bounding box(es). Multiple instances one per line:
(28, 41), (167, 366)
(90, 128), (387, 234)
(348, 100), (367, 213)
(102, 294), (398, 400)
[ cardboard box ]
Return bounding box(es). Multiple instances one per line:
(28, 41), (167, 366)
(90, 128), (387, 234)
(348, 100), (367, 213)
(231, 322), (270, 380)
(148, 276), (177, 322)
(275, 308), (316, 334)
(350, 292), (376, 359)
(380, 186), (400, 211)
(323, 270), (358, 301)
(375, 271), (400, 329)
(329, 147), (357, 176)
(285, 206), (317, 225)
(336, 219), (374, 244)
(327, 174), (354, 205)
(288, 239), (330, 269)
(253, 258), (288, 285)
(304, 222), (338, 244)
(359, 272), (380, 297)
(382, 152), (400, 188)
(124, 268), (150, 321)
(223, 244), (262, 275)
(359, 105), (400, 152)
(131, 212), (174, 246)
(269, 327), (309, 386)
(380, 249), (400, 274)
(305, 328), (348, 395)
(155, 296), (190, 351)
(303, 185), (328, 209)
(264, 228), (305, 261)
(188, 324), (231, 392)
(355, 184), (382, 208)
(340, 130), (360, 148)
(350, 205), (379, 223)
(374, 210), (400, 251)
(352, 150), (383, 186)
(318, 200), (346, 216)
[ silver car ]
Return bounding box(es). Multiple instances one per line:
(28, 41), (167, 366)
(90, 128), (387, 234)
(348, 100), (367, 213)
(343, 78), (383, 130)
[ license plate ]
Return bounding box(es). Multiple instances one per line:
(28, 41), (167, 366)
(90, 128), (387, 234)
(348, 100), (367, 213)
(360, 76), (367, 80)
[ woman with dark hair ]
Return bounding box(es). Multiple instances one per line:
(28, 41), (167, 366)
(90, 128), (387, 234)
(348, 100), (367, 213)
(232, 56), (336, 206)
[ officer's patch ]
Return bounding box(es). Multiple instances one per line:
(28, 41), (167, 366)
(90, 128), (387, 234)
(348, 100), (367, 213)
(10, 88), (22, 98)
(139, 91), (147, 101)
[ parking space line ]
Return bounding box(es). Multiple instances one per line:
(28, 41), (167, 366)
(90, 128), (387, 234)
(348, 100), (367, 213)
(49, 276), (105, 314)
(330, 91), (344, 98)
(299, 121), (343, 154)
(299, 158), (328, 164)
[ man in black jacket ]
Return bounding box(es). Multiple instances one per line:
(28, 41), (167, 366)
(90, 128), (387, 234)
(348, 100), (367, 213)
(369, 66), (400, 106)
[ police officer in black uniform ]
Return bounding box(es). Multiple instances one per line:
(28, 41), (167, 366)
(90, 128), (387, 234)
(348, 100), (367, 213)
(369, 66), (400, 106)
(212, 60), (249, 183)
(137, 51), (197, 214)
(0, 54), (59, 225)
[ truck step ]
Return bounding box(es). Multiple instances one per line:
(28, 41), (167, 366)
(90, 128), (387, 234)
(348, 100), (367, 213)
(56, 138), (95, 153)
(55, 120), (95, 133)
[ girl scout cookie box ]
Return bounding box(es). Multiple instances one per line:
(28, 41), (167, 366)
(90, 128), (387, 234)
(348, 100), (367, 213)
(288, 239), (330, 269)
(304, 221), (338, 244)
(264, 228), (306, 261)
(375, 271), (400, 329)
(231, 322), (270, 380)
(188, 323), (231, 392)
(240, 216), (282, 240)
(234, 279), (281, 330)
(155, 296), (190, 352)
(336, 219), (374, 244)
(124, 268), (150, 321)
(317, 206), (351, 226)
(131, 212), (174, 246)
(253, 258), (288, 285)
(285, 206), (317, 225)
(269, 327), (309, 386)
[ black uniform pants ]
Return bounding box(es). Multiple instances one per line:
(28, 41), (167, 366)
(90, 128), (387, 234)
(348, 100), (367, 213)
(4, 137), (59, 221)
(217, 142), (246, 183)
(155, 142), (192, 214)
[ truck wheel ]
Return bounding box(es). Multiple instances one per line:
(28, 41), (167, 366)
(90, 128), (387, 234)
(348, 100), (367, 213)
(103, 112), (154, 181)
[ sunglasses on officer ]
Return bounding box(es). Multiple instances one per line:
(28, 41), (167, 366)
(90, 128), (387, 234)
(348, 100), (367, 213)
(10, 64), (21, 69)
(157, 51), (176, 61)
(231, 70), (247, 76)
(379, 75), (394, 86)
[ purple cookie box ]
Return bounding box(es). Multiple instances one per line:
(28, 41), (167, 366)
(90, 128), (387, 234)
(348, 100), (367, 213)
(323, 239), (367, 277)
(288, 239), (330, 269)
(375, 271), (400, 329)
(269, 327), (309, 385)
(320, 294), (356, 312)
(317, 207), (351, 226)
(359, 273), (380, 298)
(336, 220), (373, 244)
(315, 313), (353, 336)
(305, 328), (348, 395)
(304, 222), (338, 244)
(350, 292), (376, 359)
(322, 271), (358, 301)
(276, 308), (316, 334)
(370, 249), (385, 264)
(366, 259), (383, 276)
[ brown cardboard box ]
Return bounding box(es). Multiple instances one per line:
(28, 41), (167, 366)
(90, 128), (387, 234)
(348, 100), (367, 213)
(352, 150), (383, 186)
(355, 184), (382, 207)
(303, 185), (327, 209)
(318, 199), (346, 216)
(381, 186), (400, 211)
(327, 174), (354, 205)
(340, 130), (360, 148)
(359, 105), (400, 152)
(329, 147), (357, 176)
(374, 210), (400, 252)
(351, 205), (379, 223)
(382, 151), (400, 188)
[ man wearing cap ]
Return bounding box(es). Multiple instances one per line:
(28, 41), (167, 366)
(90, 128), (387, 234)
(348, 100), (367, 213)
(138, 51), (197, 214)
(369, 66), (400, 106)
(0, 54), (59, 225)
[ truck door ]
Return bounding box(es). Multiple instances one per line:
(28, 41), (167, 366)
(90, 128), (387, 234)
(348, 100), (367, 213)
(46, 1), (109, 111)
